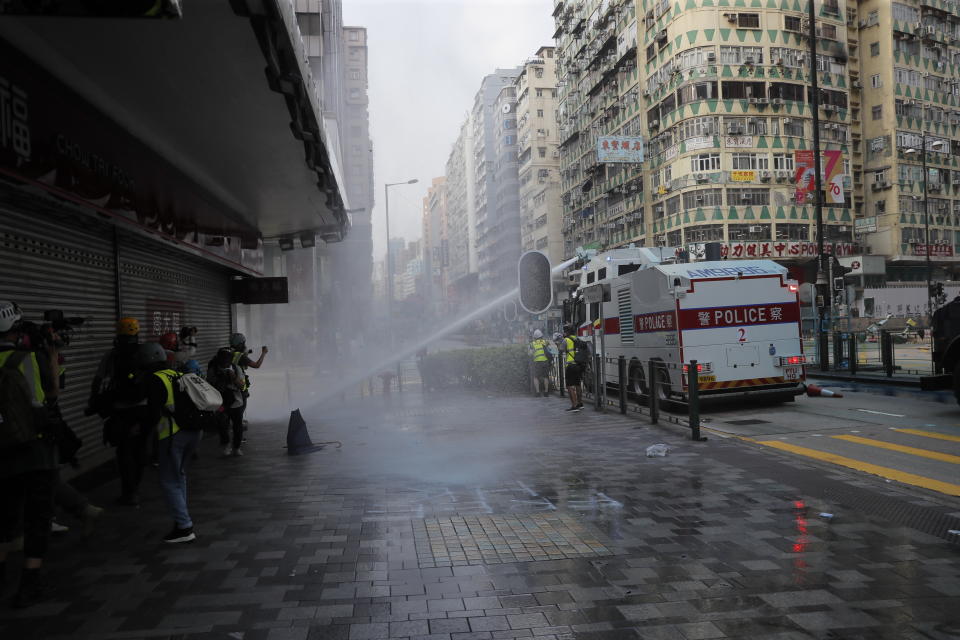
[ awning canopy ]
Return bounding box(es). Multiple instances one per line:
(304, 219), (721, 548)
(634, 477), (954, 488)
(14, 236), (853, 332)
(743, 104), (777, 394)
(0, 0), (349, 242)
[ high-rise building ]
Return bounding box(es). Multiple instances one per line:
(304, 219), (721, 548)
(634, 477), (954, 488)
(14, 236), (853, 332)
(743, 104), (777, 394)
(553, 1), (858, 264)
(422, 177), (449, 316)
(472, 69), (522, 296)
(516, 46), (565, 267)
(445, 116), (478, 309)
(858, 0), (960, 281)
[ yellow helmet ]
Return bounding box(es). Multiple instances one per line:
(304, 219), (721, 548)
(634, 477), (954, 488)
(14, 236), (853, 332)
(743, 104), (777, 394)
(116, 317), (140, 336)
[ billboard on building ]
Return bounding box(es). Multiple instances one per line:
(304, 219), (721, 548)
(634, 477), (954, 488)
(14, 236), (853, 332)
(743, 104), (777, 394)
(597, 136), (644, 163)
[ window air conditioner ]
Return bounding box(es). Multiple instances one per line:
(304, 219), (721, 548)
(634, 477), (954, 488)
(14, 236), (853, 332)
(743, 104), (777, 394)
(695, 173), (708, 182)
(749, 225), (763, 232)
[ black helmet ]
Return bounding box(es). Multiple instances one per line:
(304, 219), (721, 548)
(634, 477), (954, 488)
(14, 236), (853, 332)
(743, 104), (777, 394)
(137, 342), (168, 367)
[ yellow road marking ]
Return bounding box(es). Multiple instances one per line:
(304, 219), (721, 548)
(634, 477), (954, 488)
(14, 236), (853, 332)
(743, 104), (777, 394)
(831, 434), (960, 464)
(755, 440), (960, 497)
(893, 428), (960, 444)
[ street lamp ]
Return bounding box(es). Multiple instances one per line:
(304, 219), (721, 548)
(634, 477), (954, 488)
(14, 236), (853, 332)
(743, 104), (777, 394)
(383, 179), (419, 312)
(904, 136), (945, 322)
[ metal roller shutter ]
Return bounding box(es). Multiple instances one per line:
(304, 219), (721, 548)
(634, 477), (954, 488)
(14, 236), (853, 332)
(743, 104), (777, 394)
(0, 186), (117, 464)
(118, 231), (233, 371)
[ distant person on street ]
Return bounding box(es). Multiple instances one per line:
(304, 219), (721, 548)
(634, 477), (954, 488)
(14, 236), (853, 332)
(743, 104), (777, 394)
(226, 332), (267, 442)
(917, 327), (926, 343)
(528, 330), (552, 397)
(563, 325), (583, 412)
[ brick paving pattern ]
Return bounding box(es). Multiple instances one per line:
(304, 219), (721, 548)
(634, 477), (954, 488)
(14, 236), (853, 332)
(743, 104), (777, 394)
(0, 390), (958, 640)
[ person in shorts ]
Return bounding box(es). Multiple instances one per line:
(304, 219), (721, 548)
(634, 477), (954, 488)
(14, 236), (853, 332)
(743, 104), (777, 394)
(562, 325), (583, 412)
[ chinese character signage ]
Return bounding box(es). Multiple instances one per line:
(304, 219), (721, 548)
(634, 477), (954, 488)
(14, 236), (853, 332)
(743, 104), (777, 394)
(597, 136), (644, 163)
(687, 241), (857, 260)
(145, 300), (184, 339)
(913, 244), (955, 257)
(724, 136), (754, 148)
(731, 170), (755, 182)
(633, 310), (676, 333)
(678, 302), (800, 330)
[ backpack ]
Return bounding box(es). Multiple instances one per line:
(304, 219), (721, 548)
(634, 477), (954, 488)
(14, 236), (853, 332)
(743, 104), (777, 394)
(167, 372), (223, 431)
(0, 351), (43, 448)
(89, 347), (143, 417)
(573, 338), (592, 366)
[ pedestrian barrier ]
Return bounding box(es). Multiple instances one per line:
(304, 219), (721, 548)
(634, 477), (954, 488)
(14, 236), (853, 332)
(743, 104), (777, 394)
(578, 354), (707, 442)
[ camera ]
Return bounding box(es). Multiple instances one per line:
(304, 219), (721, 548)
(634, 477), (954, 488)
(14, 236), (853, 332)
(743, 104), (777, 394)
(19, 309), (85, 349)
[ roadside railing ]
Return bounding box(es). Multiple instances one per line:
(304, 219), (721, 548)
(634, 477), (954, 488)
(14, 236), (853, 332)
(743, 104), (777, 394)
(573, 354), (707, 442)
(805, 331), (934, 378)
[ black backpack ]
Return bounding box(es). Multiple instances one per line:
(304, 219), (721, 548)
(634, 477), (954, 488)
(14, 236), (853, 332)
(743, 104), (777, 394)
(0, 351), (41, 448)
(573, 338), (592, 366)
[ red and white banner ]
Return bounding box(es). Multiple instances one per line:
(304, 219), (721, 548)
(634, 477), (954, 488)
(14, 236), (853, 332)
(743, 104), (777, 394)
(679, 302), (801, 330)
(634, 310), (677, 333)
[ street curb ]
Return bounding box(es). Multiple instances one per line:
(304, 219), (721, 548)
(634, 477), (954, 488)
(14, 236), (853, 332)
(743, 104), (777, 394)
(807, 372), (921, 387)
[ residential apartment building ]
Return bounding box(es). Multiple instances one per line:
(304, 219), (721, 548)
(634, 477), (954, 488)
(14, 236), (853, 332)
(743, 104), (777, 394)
(516, 46), (565, 267)
(422, 177), (449, 316)
(471, 69), (522, 296)
(859, 0), (960, 281)
(445, 117), (478, 308)
(552, 0), (860, 265)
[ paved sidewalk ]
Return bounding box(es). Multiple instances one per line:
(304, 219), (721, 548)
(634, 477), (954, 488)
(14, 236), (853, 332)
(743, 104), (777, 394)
(1, 390), (958, 640)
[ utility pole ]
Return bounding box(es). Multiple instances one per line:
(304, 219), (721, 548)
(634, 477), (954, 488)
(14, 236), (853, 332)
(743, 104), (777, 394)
(807, 0), (829, 371)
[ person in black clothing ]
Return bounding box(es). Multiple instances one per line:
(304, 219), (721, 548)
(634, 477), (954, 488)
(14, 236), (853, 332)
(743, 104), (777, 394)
(0, 300), (61, 608)
(88, 317), (148, 506)
(208, 348), (246, 457)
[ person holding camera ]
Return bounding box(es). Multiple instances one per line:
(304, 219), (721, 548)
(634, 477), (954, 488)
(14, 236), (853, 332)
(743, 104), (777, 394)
(88, 318), (148, 507)
(225, 333), (267, 445)
(0, 300), (61, 608)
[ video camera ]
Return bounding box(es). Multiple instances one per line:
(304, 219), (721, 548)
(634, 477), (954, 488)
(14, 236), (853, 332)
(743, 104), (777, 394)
(19, 309), (85, 349)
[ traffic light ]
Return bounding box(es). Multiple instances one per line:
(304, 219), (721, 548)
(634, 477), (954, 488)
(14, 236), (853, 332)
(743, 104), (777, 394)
(518, 250), (553, 315)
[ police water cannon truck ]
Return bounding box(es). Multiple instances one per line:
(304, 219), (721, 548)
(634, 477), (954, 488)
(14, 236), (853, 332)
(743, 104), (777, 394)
(562, 246), (806, 402)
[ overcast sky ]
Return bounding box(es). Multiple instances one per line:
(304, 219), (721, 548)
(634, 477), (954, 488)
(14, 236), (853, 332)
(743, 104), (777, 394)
(342, 0), (555, 262)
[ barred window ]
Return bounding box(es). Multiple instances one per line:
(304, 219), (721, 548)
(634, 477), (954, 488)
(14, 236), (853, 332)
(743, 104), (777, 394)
(684, 224), (725, 242)
(683, 188), (723, 208)
(775, 223), (809, 240)
(727, 188), (770, 206)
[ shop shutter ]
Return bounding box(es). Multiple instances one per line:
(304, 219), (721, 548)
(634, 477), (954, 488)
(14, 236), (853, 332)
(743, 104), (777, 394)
(0, 187), (117, 463)
(118, 231), (233, 371)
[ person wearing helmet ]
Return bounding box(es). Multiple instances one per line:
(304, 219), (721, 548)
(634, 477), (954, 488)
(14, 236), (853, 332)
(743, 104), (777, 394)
(139, 342), (200, 543)
(0, 300), (61, 607)
(528, 329), (552, 398)
(158, 332), (180, 369)
(207, 347), (245, 457)
(88, 318), (148, 507)
(225, 333), (267, 444)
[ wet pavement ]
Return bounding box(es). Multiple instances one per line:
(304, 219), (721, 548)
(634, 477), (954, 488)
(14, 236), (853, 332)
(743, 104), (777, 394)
(2, 388), (959, 640)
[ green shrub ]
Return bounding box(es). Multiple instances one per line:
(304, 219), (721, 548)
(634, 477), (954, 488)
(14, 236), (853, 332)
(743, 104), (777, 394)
(420, 345), (531, 392)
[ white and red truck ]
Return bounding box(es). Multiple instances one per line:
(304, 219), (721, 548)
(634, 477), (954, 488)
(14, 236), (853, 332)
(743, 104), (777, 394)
(562, 247), (805, 402)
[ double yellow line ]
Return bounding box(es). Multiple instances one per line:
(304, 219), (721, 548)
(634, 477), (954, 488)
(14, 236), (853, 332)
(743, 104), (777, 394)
(748, 429), (960, 497)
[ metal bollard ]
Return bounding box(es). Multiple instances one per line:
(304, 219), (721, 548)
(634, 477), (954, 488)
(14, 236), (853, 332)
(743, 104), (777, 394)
(819, 330), (830, 372)
(881, 330), (894, 377)
(849, 334), (858, 376)
(617, 355), (627, 415)
(397, 361), (403, 393)
(558, 358), (565, 396)
(688, 360), (706, 441)
(593, 353), (602, 411)
(648, 360), (659, 424)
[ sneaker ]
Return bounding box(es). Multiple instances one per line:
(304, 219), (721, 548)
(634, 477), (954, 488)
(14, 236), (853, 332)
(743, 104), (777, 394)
(576, 403), (584, 409)
(565, 406), (578, 412)
(50, 519), (69, 534)
(163, 526), (196, 544)
(222, 444), (233, 457)
(232, 447), (244, 457)
(82, 505), (104, 537)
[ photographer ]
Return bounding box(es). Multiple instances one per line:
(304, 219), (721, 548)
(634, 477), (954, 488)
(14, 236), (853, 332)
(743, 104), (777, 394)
(88, 317), (148, 507)
(226, 333), (267, 452)
(0, 300), (60, 608)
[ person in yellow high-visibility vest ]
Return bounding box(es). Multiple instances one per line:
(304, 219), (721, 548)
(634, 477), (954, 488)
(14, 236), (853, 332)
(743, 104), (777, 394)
(139, 342), (200, 544)
(0, 300), (60, 608)
(562, 325), (583, 412)
(528, 330), (552, 398)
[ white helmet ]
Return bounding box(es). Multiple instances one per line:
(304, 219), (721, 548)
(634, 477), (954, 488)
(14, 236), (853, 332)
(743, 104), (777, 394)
(532, 329), (543, 339)
(0, 301), (22, 333)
